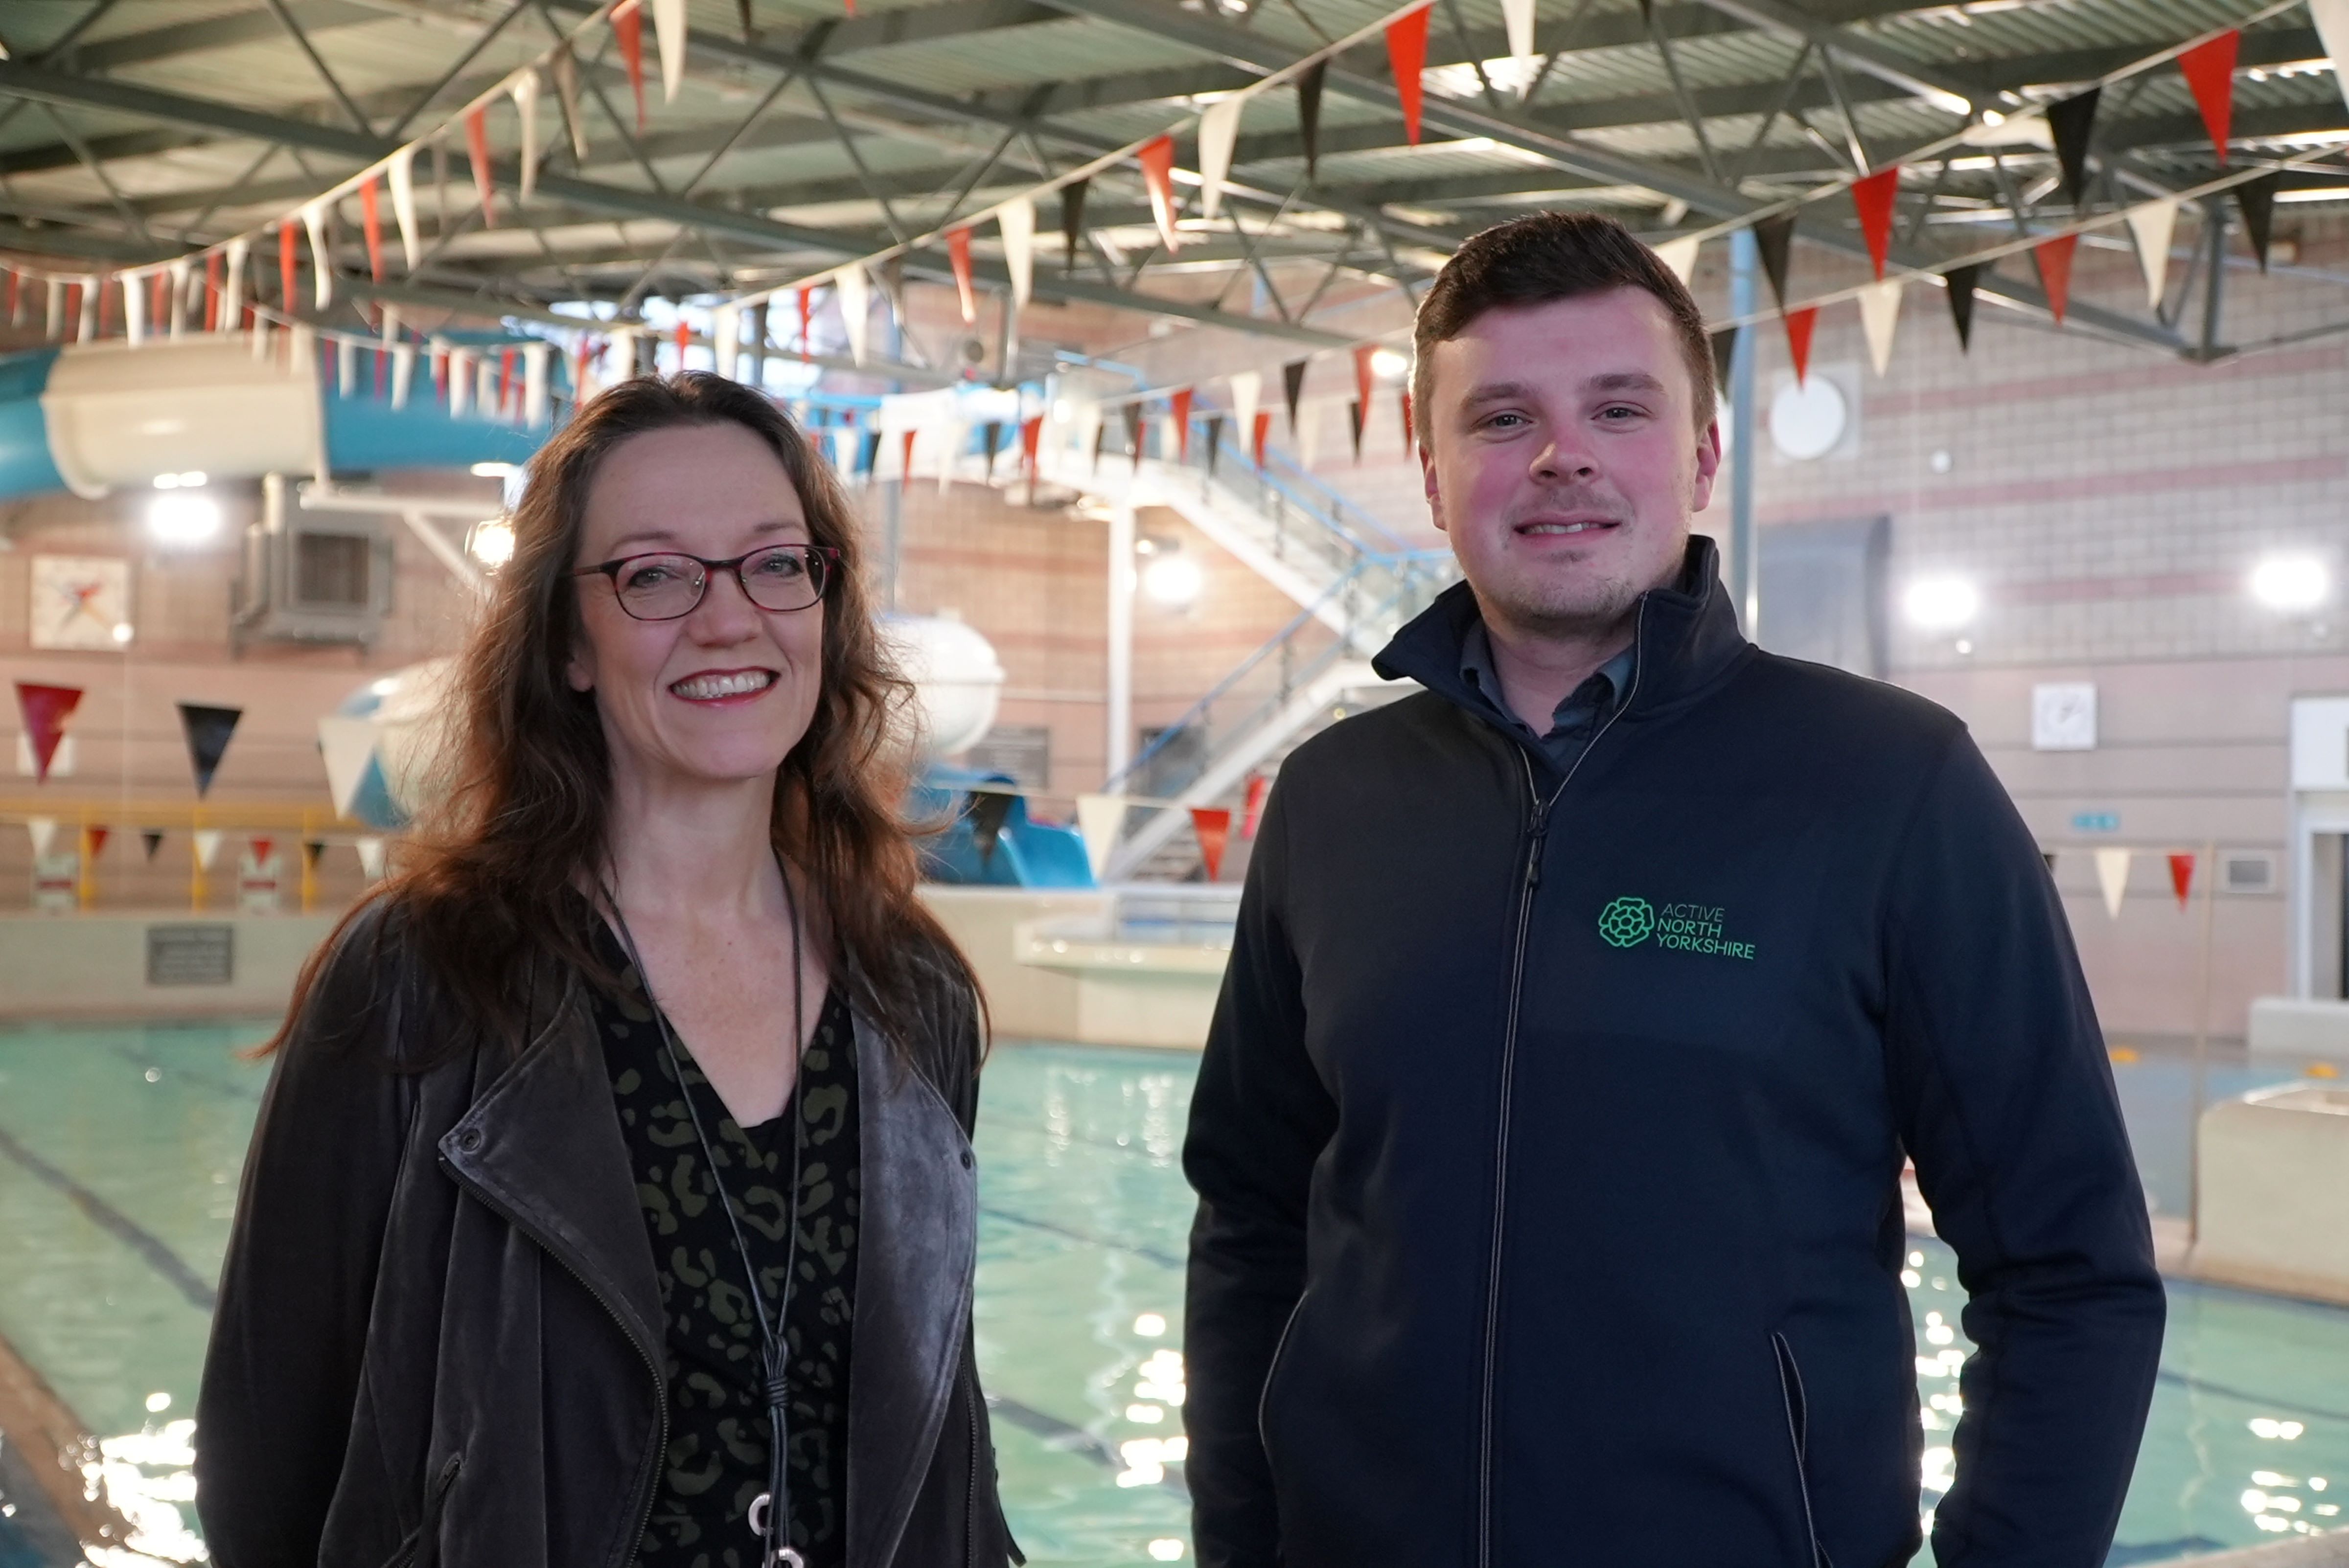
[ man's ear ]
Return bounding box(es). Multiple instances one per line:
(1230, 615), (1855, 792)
(1421, 434), (1448, 534)
(1689, 419), (1724, 514)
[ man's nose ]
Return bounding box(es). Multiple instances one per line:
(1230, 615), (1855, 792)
(1528, 436), (1598, 484)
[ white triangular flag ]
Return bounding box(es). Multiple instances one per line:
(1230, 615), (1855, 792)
(1654, 235), (1700, 284)
(2125, 197), (2180, 309)
(836, 266), (871, 366)
(713, 304), (740, 379)
(303, 200), (332, 309)
(476, 354), (498, 422)
(938, 420), (963, 493)
(338, 337), (358, 396)
(1075, 794), (1126, 882)
(1502, 0), (1536, 70)
(169, 258), (190, 337)
(222, 237), (248, 329)
(317, 717), (381, 820)
(392, 342), (416, 409)
(26, 817), (57, 859)
(389, 146), (421, 270)
(609, 325), (638, 382)
(654, 0), (688, 103)
(78, 274), (97, 341)
(2313, 0), (2349, 113)
(523, 341), (551, 426)
(2094, 847), (2131, 920)
(1198, 98), (1243, 221)
(1299, 399), (1323, 468)
(1858, 277), (1903, 377)
(450, 347), (475, 416)
(193, 829), (224, 871)
(123, 272), (147, 344)
(830, 425), (857, 473)
(355, 835), (387, 879)
(999, 198), (1036, 307)
(512, 69), (542, 203)
(1230, 368), (1261, 435)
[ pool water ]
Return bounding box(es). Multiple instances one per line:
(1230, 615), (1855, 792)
(0, 1023), (2343, 1565)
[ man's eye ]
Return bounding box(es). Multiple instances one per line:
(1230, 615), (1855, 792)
(1599, 405), (1643, 420)
(1484, 412), (1528, 429)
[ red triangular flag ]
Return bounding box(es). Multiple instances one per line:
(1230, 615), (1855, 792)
(250, 836), (275, 865)
(1386, 4), (1432, 146)
(1353, 342), (1377, 415)
(1171, 386), (1194, 459)
(360, 175), (384, 282)
(948, 227), (977, 323)
(1138, 135), (1180, 251)
(1020, 413), (1043, 473)
(1192, 806), (1233, 881)
(1241, 775), (1271, 839)
(1251, 408), (1271, 468)
(616, 1), (647, 131)
(797, 285), (814, 356)
(86, 826), (109, 861)
(900, 428), (917, 481)
(279, 218), (298, 309)
(2179, 31), (2239, 165)
(673, 317), (690, 367)
(464, 105), (497, 228)
(15, 683), (81, 783)
(2035, 233), (2079, 325)
(1850, 166), (1900, 280)
(2168, 853), (2195, 910)
(1783, 305), (1819, 386)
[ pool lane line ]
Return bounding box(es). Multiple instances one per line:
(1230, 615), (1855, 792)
(0, 1322), (141, 1554)
(979, 1206), (1185, 1270)
(0, 1122), (217, 1312)
(985, 1393), (1189, 1498)
(2151, 1365), (2349, 1425)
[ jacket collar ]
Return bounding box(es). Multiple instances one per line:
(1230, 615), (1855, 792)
(1373, 534), (1750, 729)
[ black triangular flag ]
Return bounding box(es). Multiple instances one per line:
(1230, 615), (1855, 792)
(1283, 359), (1309, 434)
(2043, 851), (2057, 873)
(1346, 398), (1363, 462)
(1751, 213), (1796, 313)
(1944, 264), (1979, 352)
(1061, 178), (1089, 274)
(2236, 173), (2280, 272)
(968, 789), (1014, 866)
(1204, 413), (1224, 476)
(2046, 86), (2099, 207)
(141, 828), (164, 862)
(981, 420), (1003, 477)
(303, 839), (327, 870)
(857, 429), (882, 477)
(1298, 60), (1327, 182)
(1123, 402), (1145, 471)
(1708, 324), (1740, 394)
(1091, 414), (1109, 471)
(177, 703), (242, 798)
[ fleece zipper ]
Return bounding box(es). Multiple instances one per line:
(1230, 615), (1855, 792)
(1472, 605), (1646, 1568)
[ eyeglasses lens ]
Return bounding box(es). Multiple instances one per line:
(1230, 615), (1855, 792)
(612, 547), (827, 620)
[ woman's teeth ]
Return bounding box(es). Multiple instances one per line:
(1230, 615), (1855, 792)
(670, 670), (775, 699)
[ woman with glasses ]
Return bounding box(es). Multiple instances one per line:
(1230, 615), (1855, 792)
(195, 373), (1019, 1568)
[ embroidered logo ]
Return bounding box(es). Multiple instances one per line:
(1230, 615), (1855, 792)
(1598, 896), (1757, 960)
(1597, 896), (1656, 948)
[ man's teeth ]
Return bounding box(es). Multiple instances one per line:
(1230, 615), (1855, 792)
(671, 670), (775, 699)
(1523, 521), (1606, 535)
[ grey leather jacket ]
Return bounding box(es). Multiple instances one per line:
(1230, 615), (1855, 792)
(194, 900), (1018, 1568)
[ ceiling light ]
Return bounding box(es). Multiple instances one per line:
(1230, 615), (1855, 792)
(470, 461), (518, 478)
(1902, 575), (1980, 631)
(2248, 554), (2329, 612)
(1141, 554), (1203, 608)
(466, 518), (516, 569)
(1370, 347), (1410, 379)
(148, 492), (223, 546)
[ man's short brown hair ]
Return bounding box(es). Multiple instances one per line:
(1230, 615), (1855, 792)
(1409, 211), (1715, 445)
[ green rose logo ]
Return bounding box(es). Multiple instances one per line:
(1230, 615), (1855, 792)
(1597, 896), (1656, 949)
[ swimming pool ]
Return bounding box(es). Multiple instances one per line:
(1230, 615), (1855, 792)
(0, 1022), (2342, 1564)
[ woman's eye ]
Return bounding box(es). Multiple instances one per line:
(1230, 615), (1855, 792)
(622, 564), (675, 590)
(752, 552), (807, 580)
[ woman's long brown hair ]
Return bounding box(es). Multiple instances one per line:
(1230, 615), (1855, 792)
(269, 371), (978, 1068)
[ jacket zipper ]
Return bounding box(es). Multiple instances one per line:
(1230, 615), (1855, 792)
(1474, 607), (1645, 1568)
(966, 1392), (981, 1568)
(1255, 1288), (1311, 1453)
(1773, 1331), (1829, 1568)
(441, 1163), (669, 1568)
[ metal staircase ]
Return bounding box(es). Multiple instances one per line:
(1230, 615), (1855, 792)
(1037, 412), (1454, 882)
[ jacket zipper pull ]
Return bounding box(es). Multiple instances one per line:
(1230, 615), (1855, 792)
(1525, 812), (1550, 889)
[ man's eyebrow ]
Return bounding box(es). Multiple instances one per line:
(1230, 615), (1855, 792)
(1586, 371), (1667, 394)
(1461, 381), (1536, 408)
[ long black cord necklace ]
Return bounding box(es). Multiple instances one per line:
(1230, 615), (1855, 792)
(604, 858), (809, 1568)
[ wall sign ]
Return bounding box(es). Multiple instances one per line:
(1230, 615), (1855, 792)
(148, 924), (235, 985)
